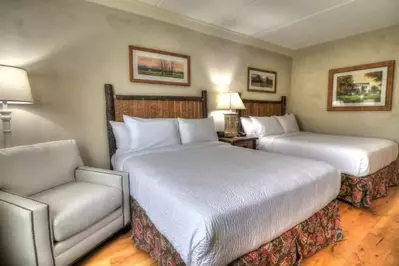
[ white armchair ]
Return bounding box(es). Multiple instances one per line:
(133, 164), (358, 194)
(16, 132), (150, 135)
(0, 140), (130, 266)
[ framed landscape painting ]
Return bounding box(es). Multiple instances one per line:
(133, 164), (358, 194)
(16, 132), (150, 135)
(247, 67), (277, 93)
(129, 46), (190, 86)
(328, 61), (395, 111)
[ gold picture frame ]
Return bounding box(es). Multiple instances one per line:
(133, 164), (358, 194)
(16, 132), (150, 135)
(247, 67), (277, 93)
(129, 46), (191, 86)
(327, 61), (395, 111)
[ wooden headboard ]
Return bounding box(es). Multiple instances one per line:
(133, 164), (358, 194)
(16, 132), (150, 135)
(239, 96), (287, 117)
(104, 84), (208, 161)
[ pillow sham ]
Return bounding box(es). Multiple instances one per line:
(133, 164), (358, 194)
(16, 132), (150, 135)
(250, 116), (285, 136)
(178, 117), (218, 144)
(109, 121), (130, 150)
(275, 114), (300, 133)
(240, 117), (257, 137)
(123, 115), (181, 151)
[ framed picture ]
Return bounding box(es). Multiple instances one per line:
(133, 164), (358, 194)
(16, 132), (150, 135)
(328, 60), (395, 111)
(247, 67), (277, 93)
(129, 46), (191, 86)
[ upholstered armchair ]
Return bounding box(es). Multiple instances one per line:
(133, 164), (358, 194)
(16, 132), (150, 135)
(0, 140), (130, 265)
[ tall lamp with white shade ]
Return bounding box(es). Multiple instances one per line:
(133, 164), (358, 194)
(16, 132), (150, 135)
(216, 92), (246, 137)
(0, 65), (33, 148)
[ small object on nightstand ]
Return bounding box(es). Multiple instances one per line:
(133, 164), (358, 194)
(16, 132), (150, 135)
(217, 131), (225, 138)
(219, 136), (258, 150)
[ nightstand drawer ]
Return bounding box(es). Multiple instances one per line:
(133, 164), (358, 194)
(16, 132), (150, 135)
(234, 141), (253, 149)
(219, 136), (257, 150)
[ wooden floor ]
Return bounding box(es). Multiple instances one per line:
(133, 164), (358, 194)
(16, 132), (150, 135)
(78, 186), (399, 266)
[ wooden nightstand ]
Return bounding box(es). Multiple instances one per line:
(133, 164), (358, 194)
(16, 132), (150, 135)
(218, 136), (258, 150)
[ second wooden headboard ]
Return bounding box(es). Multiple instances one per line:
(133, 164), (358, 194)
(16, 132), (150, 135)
(239, 96), (287, 117)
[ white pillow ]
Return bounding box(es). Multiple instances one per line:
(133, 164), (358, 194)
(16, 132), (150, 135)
(123, 115), (181, 151)
(275, 114), (300, 133)
(178, 117), (218, 144)
(240, 117), (258, 137)
(109, 121), (130, 150)
(250, 116), (285, 136)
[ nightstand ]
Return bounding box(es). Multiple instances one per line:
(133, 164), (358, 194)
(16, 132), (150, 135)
(218, 136), (258, 150)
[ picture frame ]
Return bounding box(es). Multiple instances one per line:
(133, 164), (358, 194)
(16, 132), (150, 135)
(327, 60), (395, 111)
(247, 67), (277, 93)
(129, 46), (191, 86)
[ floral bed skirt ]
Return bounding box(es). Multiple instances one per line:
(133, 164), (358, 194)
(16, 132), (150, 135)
(131, 199), (343, 266)
(338, 160), (399, 208)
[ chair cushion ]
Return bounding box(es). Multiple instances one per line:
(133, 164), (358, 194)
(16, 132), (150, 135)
(30, 181), (121, 242)
(0, 140), (83, 196)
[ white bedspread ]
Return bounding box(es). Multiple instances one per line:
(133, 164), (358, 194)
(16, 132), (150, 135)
(113, 142), (340, 266)
(258, 132), (398, 177)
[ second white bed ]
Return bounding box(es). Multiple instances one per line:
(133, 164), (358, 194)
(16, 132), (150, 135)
(113, 142), (340, 266)
(258, 132), (398, 177)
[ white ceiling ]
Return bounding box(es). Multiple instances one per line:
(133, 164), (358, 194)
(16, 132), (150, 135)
(135, 0), (399, 50)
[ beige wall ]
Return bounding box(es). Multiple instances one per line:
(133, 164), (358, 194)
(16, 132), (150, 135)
(291, 25), (399, 143)
(0, 0), (292, 167)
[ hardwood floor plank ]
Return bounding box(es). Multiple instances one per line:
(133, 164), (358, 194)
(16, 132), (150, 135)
(78, 187), (399, 266)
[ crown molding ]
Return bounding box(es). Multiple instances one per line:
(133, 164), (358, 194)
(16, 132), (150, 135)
(86, 0), (293, 57)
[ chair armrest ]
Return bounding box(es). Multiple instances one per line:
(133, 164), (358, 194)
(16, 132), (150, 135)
(75, 166), (130, 226)
(0, 190), (54, 265)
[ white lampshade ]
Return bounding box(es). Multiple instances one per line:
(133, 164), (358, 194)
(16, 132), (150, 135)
(216, 92), (246, 111)
(0, 65), (33, 104)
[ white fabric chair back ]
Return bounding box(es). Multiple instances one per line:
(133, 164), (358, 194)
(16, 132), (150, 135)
(0, 140), (83, 196)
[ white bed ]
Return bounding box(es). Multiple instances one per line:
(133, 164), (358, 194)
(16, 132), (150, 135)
(113, 142), (341, 266)
(258, 132), (398, 177)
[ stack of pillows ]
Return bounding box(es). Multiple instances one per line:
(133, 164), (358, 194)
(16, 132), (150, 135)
(110, 114), (299, 152)
(240, 114), (300, 137)
(110, 116), (219, 151)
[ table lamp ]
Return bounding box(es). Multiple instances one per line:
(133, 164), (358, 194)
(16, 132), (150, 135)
(216, 92), (246, 137)
(0, 65), (33, 148)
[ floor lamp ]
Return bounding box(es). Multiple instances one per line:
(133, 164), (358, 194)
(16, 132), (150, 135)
(0, 65), (33, 148)
(216, 92), (246, 137)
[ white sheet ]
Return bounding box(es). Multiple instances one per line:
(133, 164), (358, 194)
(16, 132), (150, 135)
(258, 132), (398, 177)
(113, 142), (340, 266)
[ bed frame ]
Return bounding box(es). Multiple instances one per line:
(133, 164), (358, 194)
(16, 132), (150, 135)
(237, 94), (398, 208)
(239, 96), (287, 117)
(104, 84), (208, 162)
(103, 86), (343, 264)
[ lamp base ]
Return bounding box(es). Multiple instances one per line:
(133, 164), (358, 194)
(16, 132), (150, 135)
(0, 101), (12, 148)
(223, 113), (238, 138)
